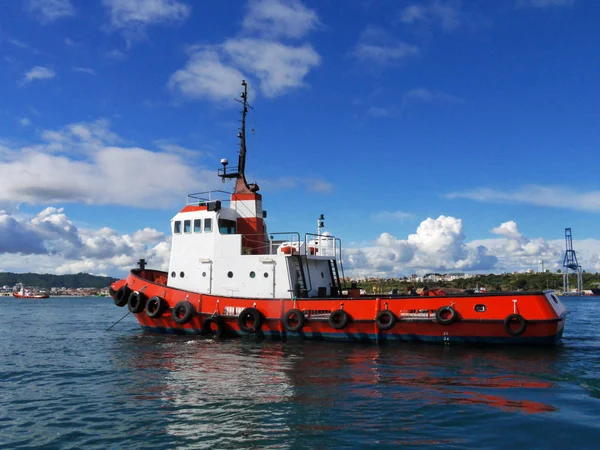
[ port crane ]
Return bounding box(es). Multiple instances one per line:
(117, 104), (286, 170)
(562, 227), (582, 294)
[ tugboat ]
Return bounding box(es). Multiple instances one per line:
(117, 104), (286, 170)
(13, 283), (49, 299)
(110, 80), (567, 345)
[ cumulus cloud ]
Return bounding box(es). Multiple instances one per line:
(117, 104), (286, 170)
(344, 215), (497, 277)
(352, 26), (419, 66)
(27, 0), (75, 24)
(469, 221), (563, 272)
(169, 0), (321, 101)
(0, 208), (171, 276)
(22, 66), (56, 84)
(0, 119), (215, 208)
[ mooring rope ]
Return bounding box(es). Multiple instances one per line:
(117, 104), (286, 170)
(106, 311), (131, 331)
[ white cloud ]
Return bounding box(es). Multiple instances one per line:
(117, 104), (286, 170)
(400, 1), (462, 31)
(169, 0), (321, 102)
(0, 208), (171, 276)
(446, 185), (600, 213)
(20, 118), (32, 127)
(27, 0), (75, 24)
(344, 215), (497, 277)
(22, 66), (56, 84)
(103, 0), (190, 30)
(259, 176), (333, 193)
(223, 39), (320, 98)
(168, 49), (247, 102)
(242, 0), (320, 39)
(170, 41), (320, 101)
(0, 120), (215, 208)
(72, 67), (96, 75)
(353, 26), (419, 65)
(517, 0), (574, 8)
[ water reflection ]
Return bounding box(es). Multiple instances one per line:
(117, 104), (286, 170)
(111, 335), (565, 448)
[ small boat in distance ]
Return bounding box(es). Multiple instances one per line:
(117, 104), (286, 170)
(13, 283), (49, 299)
(109, 80), (567, 345)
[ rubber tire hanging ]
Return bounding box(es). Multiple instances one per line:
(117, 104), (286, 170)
(328, 309), (350, 330)
(127, 291), (148, 314)
(283, 308), (305, 332)
(504, 313), (527, 336)
(202, 316), (224, 337)
(145, 296), (167, 319)
(237, 307), (263, 333)
(114, 286), (131, 307)
(376, 310), (397, 331)
(435, 306), (457, 325)
(172, 301), (196, 325)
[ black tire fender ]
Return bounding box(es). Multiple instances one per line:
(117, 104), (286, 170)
(283, 308), (305, 332)
(237, 307), (263, 333)
(172, 301), (196, 325)
(202, 316), (224, 337)
(328, 309), (350, 330)
(504, 313), (527, 336)
(127, 291), (148, 314)
(145, 296), (167, 319)
(376, 309), (397, 331)
(114, 285), (131, 307)
(436, 306), (457, 325)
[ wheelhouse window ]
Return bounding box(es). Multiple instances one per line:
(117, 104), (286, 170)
(174, 221), (181, 234)
(218, 219), (237, 235)
(204, 218), (212, 232)
(184, 220), (191, 233)
(193, 219), (202, 233)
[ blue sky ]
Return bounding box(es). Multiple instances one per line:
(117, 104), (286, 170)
(1, 0), (599, 278)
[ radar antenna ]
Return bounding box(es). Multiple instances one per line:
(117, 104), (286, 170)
(218, 80), (259, 194)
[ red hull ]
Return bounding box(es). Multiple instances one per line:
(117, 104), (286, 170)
(111, 269), (567, 345)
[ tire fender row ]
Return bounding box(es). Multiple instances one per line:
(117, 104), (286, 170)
(110, 287), (527, 337)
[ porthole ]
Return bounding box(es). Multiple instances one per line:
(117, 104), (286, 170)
(264, 272), (269, 278)
(202, 272), (207, 277)
(474, 304), (486, 313)
(250, 271), (256, 278)
(180, 271), (185, 278)
(227, 271), (233, 278)
(171, 271), (176, 277)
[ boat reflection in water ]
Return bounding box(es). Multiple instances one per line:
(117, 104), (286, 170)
(115, 336), (562, 447)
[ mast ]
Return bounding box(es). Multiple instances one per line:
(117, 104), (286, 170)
(218, 80), (259, 194)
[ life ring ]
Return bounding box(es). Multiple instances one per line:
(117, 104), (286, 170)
(237, 307), (263, 333)
(376, 310), (397, 331)
(283, 308), (305, 332)
(127, 291), (147, 314)
(436, 306), (457, 325)
(328, 309), (349, 330)
(504, 314), (527, 336)
(114, 285), (131, 307)
(202, 316), (224, 337)
(172, 301), (196, 325)
(145, 296), (167, 319)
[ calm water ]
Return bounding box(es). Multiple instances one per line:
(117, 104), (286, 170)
(1, 296), (600, 449)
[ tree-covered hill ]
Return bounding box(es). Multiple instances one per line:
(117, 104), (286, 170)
(0, 272), (117, 289)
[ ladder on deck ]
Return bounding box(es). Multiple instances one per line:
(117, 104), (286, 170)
(291, 255), (308, 298)
(328, 259), (342, 297)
